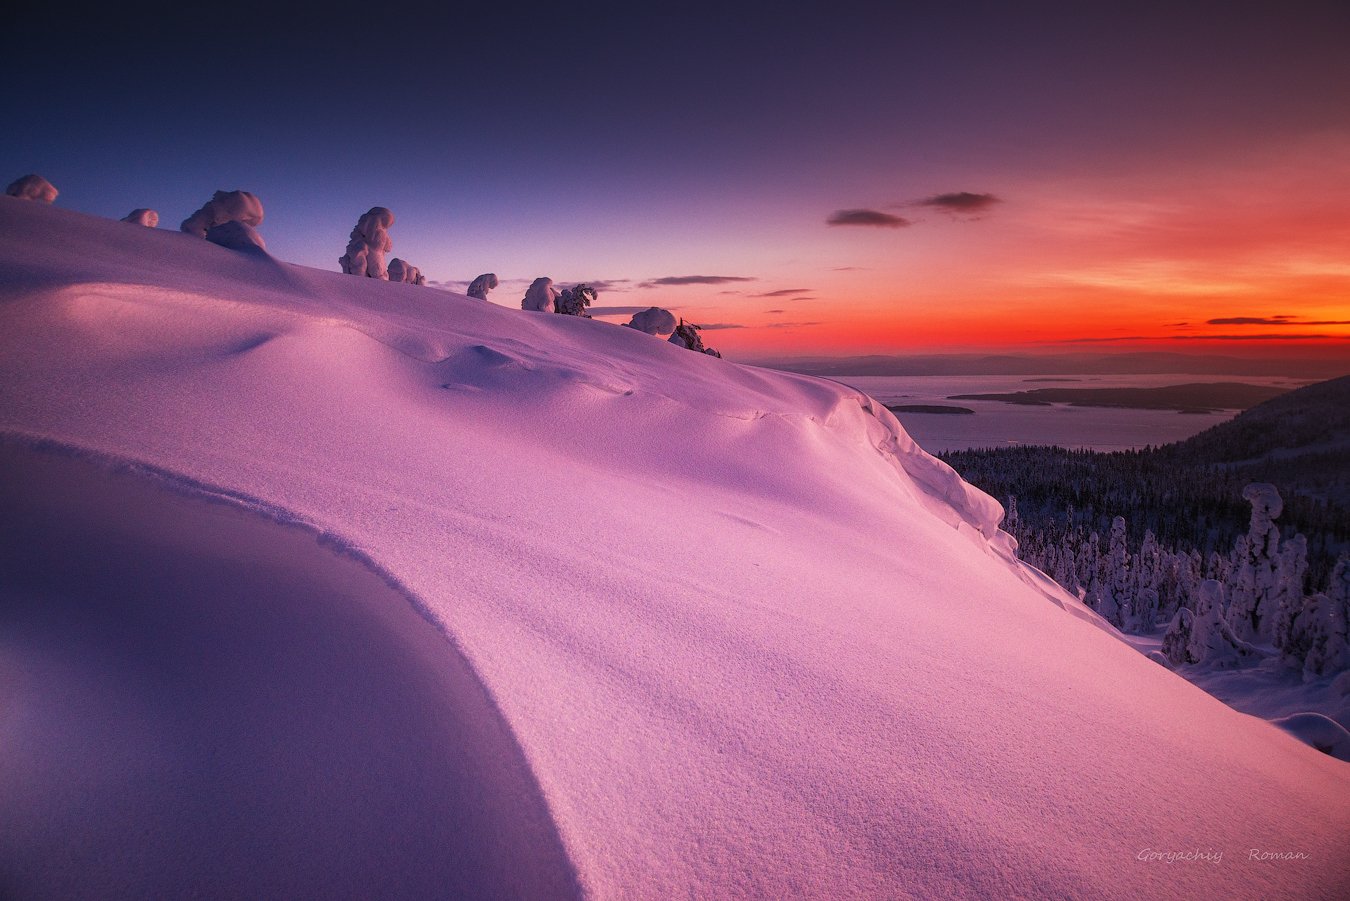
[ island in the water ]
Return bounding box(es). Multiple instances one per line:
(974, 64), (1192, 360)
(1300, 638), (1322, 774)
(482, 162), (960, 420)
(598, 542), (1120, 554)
(886, 404), (976, 415)
(948, 382), (1288, 413)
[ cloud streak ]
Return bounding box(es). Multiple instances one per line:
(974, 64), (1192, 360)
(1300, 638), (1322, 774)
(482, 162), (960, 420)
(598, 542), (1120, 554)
(1062, 333), (1346, 343)
(827, 209), (910, 228)
(918, 191), (1001, 213)
(590, 305), (663, 316)
(640, 275), (756, 288)
(1207, 315), (1350, 325)
(753, 288), (813, 297)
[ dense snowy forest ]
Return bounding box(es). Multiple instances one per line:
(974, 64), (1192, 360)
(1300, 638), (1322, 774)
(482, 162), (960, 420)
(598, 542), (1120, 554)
(943, 377), (1350, 679)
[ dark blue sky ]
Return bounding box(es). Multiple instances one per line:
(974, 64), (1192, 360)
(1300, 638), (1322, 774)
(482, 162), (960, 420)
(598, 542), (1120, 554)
(6, 1), (1349, 356)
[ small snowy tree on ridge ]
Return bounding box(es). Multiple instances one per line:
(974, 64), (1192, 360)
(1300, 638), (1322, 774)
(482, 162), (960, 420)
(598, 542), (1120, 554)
(521, 277), (559, 312)
(340, 207), (395, 279)
(388, 258), (425, 285)
(467, 273), (498, 300)
(669, 319), (722, 358)
(556, 284), (597, 317)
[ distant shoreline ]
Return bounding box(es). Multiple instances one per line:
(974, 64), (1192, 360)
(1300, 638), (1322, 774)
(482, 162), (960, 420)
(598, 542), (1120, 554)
(948, 382), (1288, 412)
(886, 404), (976, 415)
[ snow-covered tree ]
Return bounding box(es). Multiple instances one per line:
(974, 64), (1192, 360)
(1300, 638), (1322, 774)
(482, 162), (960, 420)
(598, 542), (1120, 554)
(388, 258), (425, 285)
(1161, 607), (1196, 665)
(556, 284), (596, 317)
(467, 273), (498, 300)
(5, 174), (57, 203)
(1188, 580), (1258, 668)
(121, 209), (158, 227)
(669, 319), (721, 357)
(1271, 534), (1309, 653)
(1226, 483), (1282, 642)
(1299, 557), (1349, 679)
(339, 207), (395, 279)
(1092, 516), (1130, 628)
(1132, 529), (1161, 632)
(625, 307), (677, 336)
(206, 220), (267, 253)
(181, 190), (264, 237)
(521, 277), (559, 312)
(1079, 531), (1100, 599)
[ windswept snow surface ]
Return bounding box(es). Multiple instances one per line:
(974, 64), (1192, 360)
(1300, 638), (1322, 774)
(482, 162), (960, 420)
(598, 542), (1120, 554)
(1, 199), (1348, 898)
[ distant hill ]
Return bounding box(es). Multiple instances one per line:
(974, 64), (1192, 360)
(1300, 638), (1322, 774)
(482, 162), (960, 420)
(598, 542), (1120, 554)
(940, 375), (1350, 587)
(1161, 375), (1350, 505)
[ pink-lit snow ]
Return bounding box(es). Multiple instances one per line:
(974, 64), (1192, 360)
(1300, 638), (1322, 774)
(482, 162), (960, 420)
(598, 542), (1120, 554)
(0, 198), (1346, 898)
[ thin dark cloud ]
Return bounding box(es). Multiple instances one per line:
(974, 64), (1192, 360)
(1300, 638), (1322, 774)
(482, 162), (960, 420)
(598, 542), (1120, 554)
(582, 279), (631, 293)
(763, 321), (823, 329)
(590, 305), (662, 316)
(639, 275), (756, 288)
(766, 309), (785, 314)
(753, 288), (813, 297)
(1062, 334), (1345, 343)
(827, 209), (910, 228)
(831, 266), (867, 271)
(1207, 315), (1350, 325)
(698, 323), (747, 330)
(918, 192), (1001, 213)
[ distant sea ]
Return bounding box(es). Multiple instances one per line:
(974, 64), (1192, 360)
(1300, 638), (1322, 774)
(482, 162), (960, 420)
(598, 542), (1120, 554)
(837, 373), (1308, 453)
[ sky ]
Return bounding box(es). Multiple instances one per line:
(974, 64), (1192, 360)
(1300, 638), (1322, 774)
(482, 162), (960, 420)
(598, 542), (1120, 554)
(4, 1), (1349, 363)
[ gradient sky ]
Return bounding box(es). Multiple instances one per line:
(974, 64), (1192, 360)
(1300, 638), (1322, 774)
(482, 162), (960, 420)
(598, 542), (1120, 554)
(5, 1), (1349, 361)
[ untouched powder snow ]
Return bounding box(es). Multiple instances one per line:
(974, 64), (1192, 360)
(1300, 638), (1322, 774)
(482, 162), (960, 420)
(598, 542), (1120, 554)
(1, 199), (1348, 898)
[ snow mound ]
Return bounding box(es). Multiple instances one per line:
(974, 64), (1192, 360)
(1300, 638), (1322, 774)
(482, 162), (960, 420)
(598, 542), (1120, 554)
(206, 219), (267, 253)
(1271, 713), (1350, 762)
(0, 199), (1347, 899)
(121, 208), (159, 227)
(180, 189), (264, 237)
(5, 173), (57, 203)
(626, 306), (676, 335)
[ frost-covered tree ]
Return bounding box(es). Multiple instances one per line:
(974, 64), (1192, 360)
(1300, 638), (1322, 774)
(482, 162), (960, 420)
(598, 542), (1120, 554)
(206, 220), (267, 253)
(339, 207), (395, 279)
(121, 209), (159, 227)
(1188, 580), (1258, 668)
(1227, 483), (1282, 642)
(521, 277), (559, 312)
(556, 284), (596, 317)
(388, 258), (425, 285)
(1092, 516), (1130, 628)
(1079, 531), (1100, 599)
(467, 273), (498, 300)
(625, 307), (677, 336)
(1161, 607), (1196, 665)
(1132, 529), (1162, 632)
(5, 174), (57, 203)
(1051, 546), (1080, 597)
(1271, 534), (1309, 653)
(669, 319), (721, 357)
(1297, 557), (1349, 679)
(181, 190), (264, 237)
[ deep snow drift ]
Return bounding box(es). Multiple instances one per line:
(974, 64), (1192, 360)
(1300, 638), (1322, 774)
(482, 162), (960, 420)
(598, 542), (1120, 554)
(1, 199), (1347, 898)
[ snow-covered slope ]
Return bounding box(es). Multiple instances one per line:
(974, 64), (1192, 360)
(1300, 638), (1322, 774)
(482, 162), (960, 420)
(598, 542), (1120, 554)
(1, 199), (1347, 898)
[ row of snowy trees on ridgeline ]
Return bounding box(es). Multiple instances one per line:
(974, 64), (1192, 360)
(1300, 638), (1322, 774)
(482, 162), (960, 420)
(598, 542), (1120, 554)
(1007, 484), (1349, 681)
(7, 173), (723, 358)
